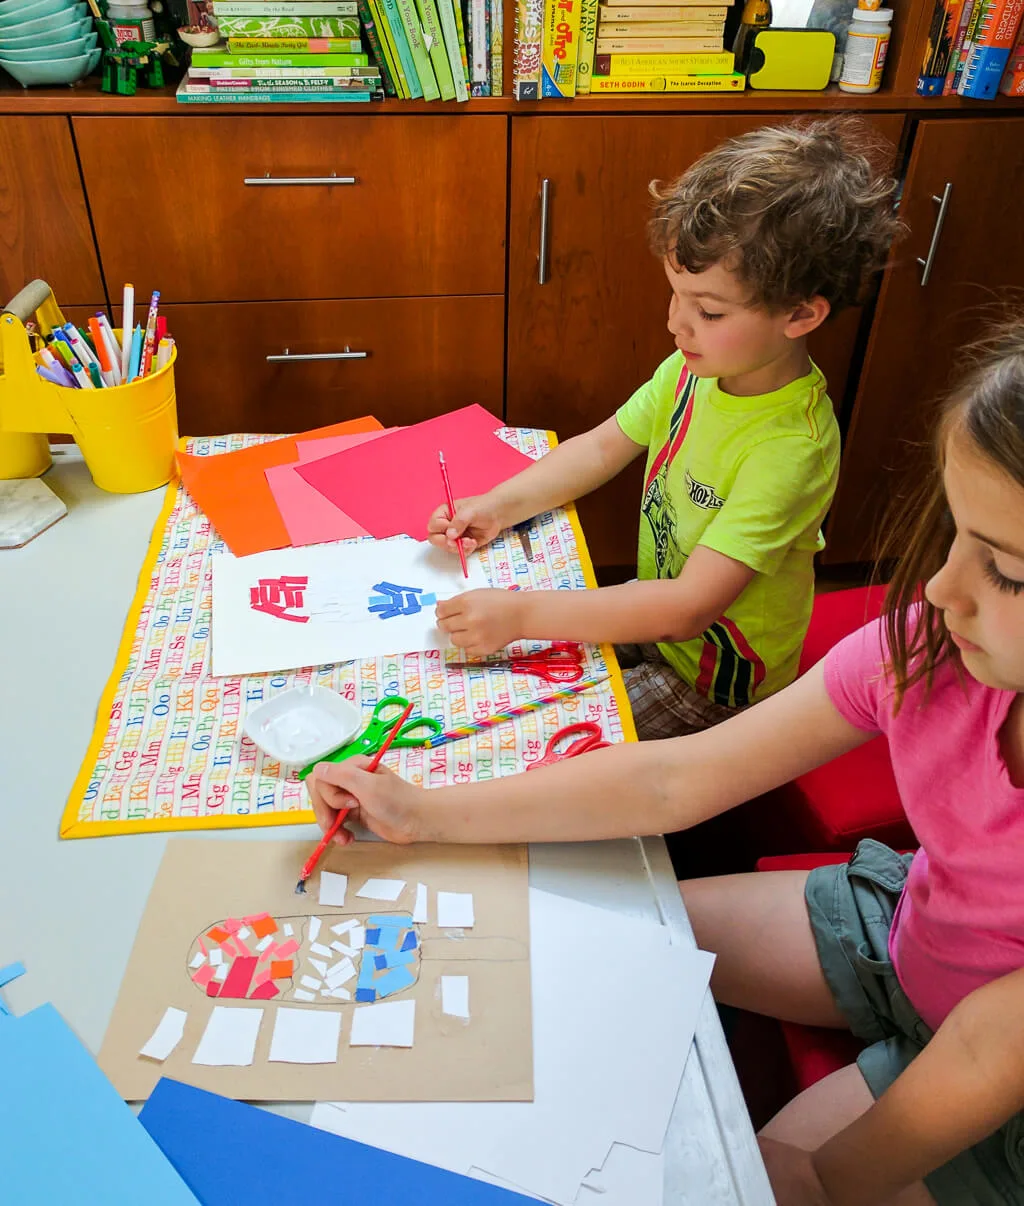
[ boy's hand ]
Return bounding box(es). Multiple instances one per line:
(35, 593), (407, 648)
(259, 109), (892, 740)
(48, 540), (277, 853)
(436, 588), (523, 657)
(427, 494), (505, 556)
(308, 757), (424, 846)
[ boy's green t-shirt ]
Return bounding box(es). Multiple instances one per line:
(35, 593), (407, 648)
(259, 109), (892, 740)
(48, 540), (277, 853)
(615, 351), (840, 706)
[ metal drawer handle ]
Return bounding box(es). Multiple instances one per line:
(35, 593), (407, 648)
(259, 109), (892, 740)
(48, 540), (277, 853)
(538, 177), (551, 286)
(916, 182), (953, 287)
(244, 172), (357, 186)
(266, 346), (368, 362)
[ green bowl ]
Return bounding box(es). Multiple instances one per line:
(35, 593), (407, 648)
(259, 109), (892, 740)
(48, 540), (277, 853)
(0, 15), (89, 45)
(0, 0), (83, 32)
(0, 43), (97, 82)
(0, 27), (93, 55)
(0, 0), (77, 29)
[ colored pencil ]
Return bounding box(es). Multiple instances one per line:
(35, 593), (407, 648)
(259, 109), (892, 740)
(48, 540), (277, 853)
(295, 699), (415, 894)
(438, 449), (469, 578)
(424, 677), (610, 747)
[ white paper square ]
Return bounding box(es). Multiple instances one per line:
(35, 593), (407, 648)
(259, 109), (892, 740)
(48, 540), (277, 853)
(356, 878), (406, 902)
(441, 976), (470, 1020)
(319, 871), (349, 908)
(139, 1006), (188, 1061)
(192, 1006), (263, 1066)
(269, 1006), (342, 1064)
(349, 1000), (416, 1048)
(436, 892), (475, 928)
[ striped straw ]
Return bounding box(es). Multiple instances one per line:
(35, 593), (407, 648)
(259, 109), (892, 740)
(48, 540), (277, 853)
(423, 677), (610, 748)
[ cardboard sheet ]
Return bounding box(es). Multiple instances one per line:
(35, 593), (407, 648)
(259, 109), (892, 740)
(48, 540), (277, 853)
(175, 418), (382, 557)
(296, 406), (535, 540)
(99, 839), (531, 1103)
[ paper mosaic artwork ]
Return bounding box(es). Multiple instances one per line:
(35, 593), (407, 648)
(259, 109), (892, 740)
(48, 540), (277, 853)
(62, 429), (635, 839)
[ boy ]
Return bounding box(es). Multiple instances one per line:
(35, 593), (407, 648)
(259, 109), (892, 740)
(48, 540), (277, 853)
(429, 118), (901, 739)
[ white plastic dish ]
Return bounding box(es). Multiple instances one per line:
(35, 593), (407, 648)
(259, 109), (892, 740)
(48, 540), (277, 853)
(243, 685), (360, 766)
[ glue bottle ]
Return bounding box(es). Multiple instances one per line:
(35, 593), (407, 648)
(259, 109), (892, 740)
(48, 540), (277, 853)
(838, 6), (892, 93)
(105, 1), (157, 43)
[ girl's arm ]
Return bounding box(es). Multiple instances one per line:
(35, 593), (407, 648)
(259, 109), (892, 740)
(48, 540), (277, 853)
(308, 662), (873, 845)
(812, 965), (1024, 1205)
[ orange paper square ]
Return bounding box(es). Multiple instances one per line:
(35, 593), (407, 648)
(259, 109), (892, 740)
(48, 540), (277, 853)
(251, 915), (278, 939)
(270, 960), (294, 980)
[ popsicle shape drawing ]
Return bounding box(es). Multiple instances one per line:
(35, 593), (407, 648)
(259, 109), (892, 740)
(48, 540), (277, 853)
(187, 912), (420, 1006)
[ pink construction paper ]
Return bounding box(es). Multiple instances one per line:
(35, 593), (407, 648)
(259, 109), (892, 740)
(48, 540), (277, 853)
(297, 428), (398, 462)
(296, 406), (534, 540)
(264, 429), (394, 549)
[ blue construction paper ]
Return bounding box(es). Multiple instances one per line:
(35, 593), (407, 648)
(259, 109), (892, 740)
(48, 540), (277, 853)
(140, 1079), (535, 1205)
(355, 987), (377, 1002)
(368, 913), (412, 927)
(0, 1004), (199, 1205)
(371, 965), (417, 997)
(365, 927), (381, 945)
(0, 961), (25, 1016)
(382, 949), (417, 969)
(374, 952), (388, 970)
(400, 930), (418, 952)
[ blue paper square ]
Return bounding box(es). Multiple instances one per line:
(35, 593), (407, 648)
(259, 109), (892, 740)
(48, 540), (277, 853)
(400, 931), (418, 952)
(355, 987), (377, 1003)
(365, 927), (381, 945)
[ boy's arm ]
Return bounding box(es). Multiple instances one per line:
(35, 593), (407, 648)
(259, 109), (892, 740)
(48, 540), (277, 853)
(308, 662), (873, 845)
(807, 965), (1024, 1205)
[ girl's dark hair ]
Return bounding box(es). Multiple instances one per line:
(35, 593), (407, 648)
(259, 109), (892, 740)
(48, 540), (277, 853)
(881, 319), (1024, 706)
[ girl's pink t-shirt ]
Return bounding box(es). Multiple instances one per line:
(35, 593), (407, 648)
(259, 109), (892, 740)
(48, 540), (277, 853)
(824, 617), (1024, 1032)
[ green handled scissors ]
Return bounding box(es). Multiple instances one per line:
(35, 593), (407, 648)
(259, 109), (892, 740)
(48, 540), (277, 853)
(298, 696), (441, 781)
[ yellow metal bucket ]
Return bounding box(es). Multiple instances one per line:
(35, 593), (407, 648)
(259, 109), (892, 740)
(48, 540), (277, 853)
(0, 281), (178, 494)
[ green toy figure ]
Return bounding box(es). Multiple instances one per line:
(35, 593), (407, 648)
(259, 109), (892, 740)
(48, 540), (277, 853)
(98, 24), (172, 95)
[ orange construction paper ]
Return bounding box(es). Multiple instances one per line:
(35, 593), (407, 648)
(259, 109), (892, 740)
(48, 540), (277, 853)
(250, 915), (278, 939)
(176, 417), (383, 558)
(270, 959), (294, 979)
(206, 926), (230, 944)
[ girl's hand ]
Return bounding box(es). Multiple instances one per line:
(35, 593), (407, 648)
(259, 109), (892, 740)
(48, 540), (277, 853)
(308, 757), (425, 846)
(426, 494), (505, 556)
(758, 1138), (833, 1206)
(436, 588), (523, 657)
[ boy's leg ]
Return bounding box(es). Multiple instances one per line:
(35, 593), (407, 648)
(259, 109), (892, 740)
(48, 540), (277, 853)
(616, 643), (741, 740)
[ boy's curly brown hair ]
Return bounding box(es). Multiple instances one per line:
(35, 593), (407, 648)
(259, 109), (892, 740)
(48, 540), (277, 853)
(648, 117), (903, 314)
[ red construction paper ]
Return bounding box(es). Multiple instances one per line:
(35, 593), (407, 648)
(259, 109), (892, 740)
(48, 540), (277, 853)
(249, 982), (280, 1001)
(295, 406), (534, 541)
(176, 417), (383, 558)
(219, 956), (258, 1000)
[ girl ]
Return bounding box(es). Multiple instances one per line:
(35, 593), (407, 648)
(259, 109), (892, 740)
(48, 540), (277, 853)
(308, 322), (1024, 1206)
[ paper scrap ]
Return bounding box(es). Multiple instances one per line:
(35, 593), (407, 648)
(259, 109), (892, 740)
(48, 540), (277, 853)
(413, 883), (429, 924)
(238, 926), (251, 940)
(192, 1006), (263, 1066)
(324, 988), (352, 1002)
(188, 952), (206, 969)
(441, 977), (470, 1020)
(213, 964), (229, 982)
(311, 942), (333, 957)
(191, 965), (215, 989)
(269, 1006), (342, 1065)
(331, 920), (357, 936)
(208, 949), (224, 966)
(350, 926), (365, 949)
(326, 960), (356, 989)
(294, 989), (316, 1002)
(275, 939), (300, 959)
(284, 923), (295, 936)
(300, 975), (322, 991)
(356, 879), (406, 902)
(319, 871), (349, 907)
(331, 941), (355, 957)
(139, 1007), (188, 1062)
(270, 960), (294, 980)
(437, 892), (475, 929)
(349, 1000), (416, 1048)
(310, 959), (329, 977)
(255, 936), (273, 953)
(309, 918), (322, 943)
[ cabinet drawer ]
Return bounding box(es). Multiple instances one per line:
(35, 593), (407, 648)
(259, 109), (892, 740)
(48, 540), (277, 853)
(163, 295), (504, 435)
(73, 115), (507, 304)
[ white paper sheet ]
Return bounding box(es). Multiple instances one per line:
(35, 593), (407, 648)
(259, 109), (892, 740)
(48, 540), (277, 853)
(577, 1144), (665, 1206)
(312, 890), (714, 1205)
(319, 871), (349, 907)
(356, 878), (406, 902)
(331, 941), (355, 957)
(440, 976), (470, 1020)
(300, 975), (322, 991)
(211, 539), (490, 677)
(349, 1000), (416, 1048)
(350, 926), (365, 949)
(213, 964), (229, 982)
(294, 989), (316, 1002)
(189, 952), (205, 969)
(208, 949), (223, 966)
(436, 891), (475, 928)
(311, 943), (333, 956)
(309, 917), (322, 943)
(255, 935), (273, 953)
(331, 920), (357, 936)
(269, 1006), (342, 1064)
(325, 988), (352, 1002)
(326, 958), (356, 987)
(192, 1006), (264, 1067)
(139, 1007), (188, 1062)
(310, 959), (329, 977)
(238, 925), (251, 940)
(284, 923), (295, 936)
(413, 882), (429, 924)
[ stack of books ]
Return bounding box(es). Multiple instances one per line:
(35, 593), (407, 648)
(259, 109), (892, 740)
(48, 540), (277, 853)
(515, 0), (741, 96)
(917, 0), (1024, 97)
(176, 0), (381, 102)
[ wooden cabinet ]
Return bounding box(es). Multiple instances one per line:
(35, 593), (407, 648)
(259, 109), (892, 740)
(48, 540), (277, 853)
(0, 116), (104, 308)
(825, 117), (1024, 564)
(163, 295), (504, 434)
(506, 113), (905, 569)
(73, 115), (507, 304)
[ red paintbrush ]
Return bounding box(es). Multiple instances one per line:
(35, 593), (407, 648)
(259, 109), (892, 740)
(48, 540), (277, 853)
(294, 699), (414, 894)
(438, 449), (469, 579)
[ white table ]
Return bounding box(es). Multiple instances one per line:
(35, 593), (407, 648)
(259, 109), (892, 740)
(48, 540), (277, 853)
(0, 450), (773, 1205)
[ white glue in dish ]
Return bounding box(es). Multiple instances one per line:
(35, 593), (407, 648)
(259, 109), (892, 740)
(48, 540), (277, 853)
(243, 686), (360, 765)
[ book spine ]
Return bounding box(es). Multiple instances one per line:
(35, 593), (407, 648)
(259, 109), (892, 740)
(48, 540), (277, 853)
(177, 83), (373, 98)
(592, 47), (733, 68)
(194, 77), (373, 87)
(587, 67), (742, 85)
(599, 4), (728, 17)
(596, 33), (723, 48)
(452, 0), (471, 82)
(395, 0), (442, 95)
(356, 0), (399, 92)
(998, 16), (1024, 87)
(490, 0), (503, 92)
(379, 0), (424, 93)
(575, 0), (599, 90)
(212, 1), (358, 13)
(513, 0), (544, 94)
(958, 0), (1024, 93)
(226, 35), (365, 46)
(943, 0), (977, 90)
(191, 63), (372, 73)
(470, 0), (490, 90)
(216, 15), (361, 33)
(415, 0), (458, 96)
(369, 0), (407, 92)
(541, 0), (583, 95)
(437, 0), (470, 97)
(193, 50), (369, 62)
(597, 18), (721, 32)
(916, 0), (964, 93)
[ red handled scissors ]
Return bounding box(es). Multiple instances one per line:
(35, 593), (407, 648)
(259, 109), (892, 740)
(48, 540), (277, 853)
(447, 641), (586, 684)
(527, 722), (611, 770)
